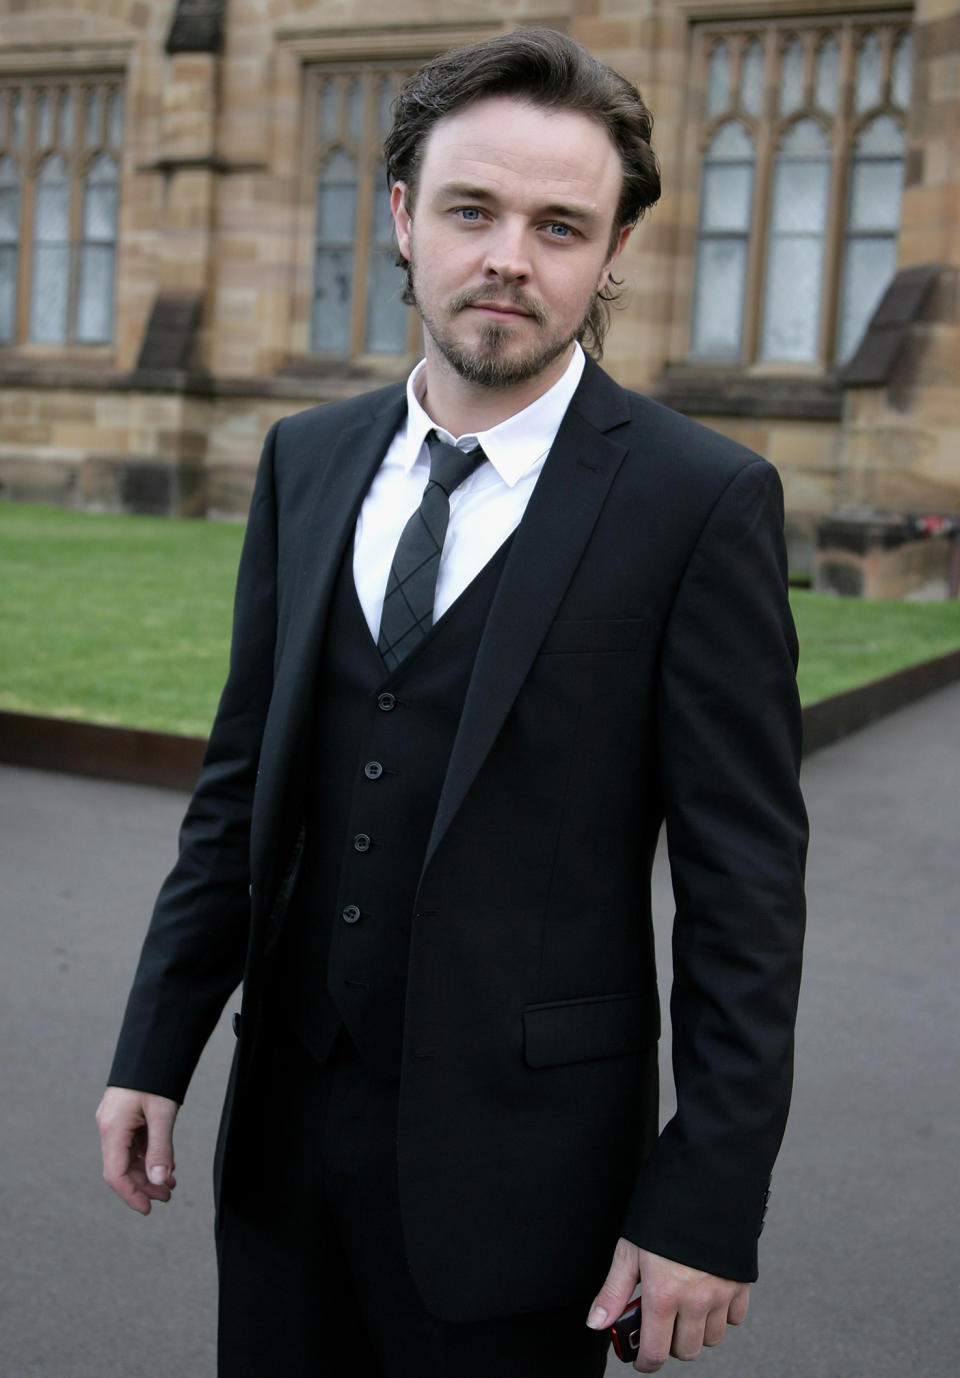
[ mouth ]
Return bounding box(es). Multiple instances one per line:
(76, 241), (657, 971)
(468, 302), (532, 321)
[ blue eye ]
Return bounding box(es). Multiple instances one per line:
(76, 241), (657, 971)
(458, 207), (482, 221)
(547, 222), (574, 237)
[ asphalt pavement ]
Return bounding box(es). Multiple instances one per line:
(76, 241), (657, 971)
(1, 682), (958, 1377)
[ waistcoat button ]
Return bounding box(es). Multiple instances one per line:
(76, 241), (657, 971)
(377, 692), (396, 712)
(342, 904), (361, 924)
(353, 833), (371, 852)
(364, 760), (383, 779)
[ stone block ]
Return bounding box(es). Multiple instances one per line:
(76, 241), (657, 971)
(814, 507), (957, 598)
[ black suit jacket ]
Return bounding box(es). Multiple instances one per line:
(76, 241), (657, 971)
(110, 358), (807, 1321)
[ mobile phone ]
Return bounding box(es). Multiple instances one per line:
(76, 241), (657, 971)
(609, 1295), (642, 1362)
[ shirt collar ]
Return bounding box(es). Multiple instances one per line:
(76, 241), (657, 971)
(401, 343), (586, 489)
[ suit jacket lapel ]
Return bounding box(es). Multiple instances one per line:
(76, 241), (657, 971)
(424, 361), (632, 869)
(264, 386), (407, 820)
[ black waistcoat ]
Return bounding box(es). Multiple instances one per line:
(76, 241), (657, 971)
(277, 537), (511, 1079)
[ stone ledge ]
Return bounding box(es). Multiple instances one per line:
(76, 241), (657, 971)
(4, 649), (960, 791)
(653, 367), (843, 421)
(0, 362), (395, 404)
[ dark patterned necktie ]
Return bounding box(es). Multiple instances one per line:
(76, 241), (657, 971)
(377, 430), (487, 670)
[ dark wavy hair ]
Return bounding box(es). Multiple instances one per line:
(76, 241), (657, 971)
(383, 27), (661, 358)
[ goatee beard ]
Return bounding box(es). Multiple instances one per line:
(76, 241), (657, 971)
(412, 276), (584, 390)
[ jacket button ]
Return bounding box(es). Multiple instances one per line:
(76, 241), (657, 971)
(342, 904), (361, 924)
(232, 1012), (242, 1037)
(364, 761), (383, 780)
(353, 833), (371, 852)
(377, 692), (396, 712)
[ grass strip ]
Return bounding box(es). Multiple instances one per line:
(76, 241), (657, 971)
(2, 504), (959, 734)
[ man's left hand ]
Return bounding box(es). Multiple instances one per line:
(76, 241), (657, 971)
(586, 1238), (750, 1371)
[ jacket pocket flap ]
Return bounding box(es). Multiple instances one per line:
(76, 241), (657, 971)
(537, 617), (647, 655)
(523, 992), (659, 1069)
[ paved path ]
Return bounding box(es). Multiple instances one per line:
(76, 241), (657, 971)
(2, 684), (958, 1377)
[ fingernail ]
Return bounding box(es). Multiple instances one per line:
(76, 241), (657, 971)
(586, 1306), (608, 1330)
(148, 1165), (168, 1184)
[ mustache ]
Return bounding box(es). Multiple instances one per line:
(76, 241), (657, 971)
(448, 285), (548, 326)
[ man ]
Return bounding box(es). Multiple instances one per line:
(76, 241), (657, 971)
(97, 28), (807, 1378)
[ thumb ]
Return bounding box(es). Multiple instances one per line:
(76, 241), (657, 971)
(144, 1099), (177, 1185)
(586, 1237), (640, 1330)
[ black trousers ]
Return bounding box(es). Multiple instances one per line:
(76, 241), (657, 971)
(216, 1023), (610, 1378)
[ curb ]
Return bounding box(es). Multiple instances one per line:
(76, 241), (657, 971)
(800, 647), (960, 756)
(2, 647), (959, 792)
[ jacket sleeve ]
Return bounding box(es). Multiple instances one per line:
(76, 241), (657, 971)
(107, 421), (282, 1103)
(622, 457), (808, 1282)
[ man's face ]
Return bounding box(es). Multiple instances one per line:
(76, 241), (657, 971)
(391, 96), (630, 389)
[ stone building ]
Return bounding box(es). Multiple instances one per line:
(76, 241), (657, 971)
(0, 0), (957, 574)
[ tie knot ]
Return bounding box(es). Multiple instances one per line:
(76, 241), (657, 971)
(425, 430), (486, 497)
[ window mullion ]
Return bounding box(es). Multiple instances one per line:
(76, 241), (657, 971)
(742, 28), (779, 364)
(18, 88), (38, 344)
(351, 71), (375, 356)
(68, 104), (83, 343)
(821, 54), (851, 366)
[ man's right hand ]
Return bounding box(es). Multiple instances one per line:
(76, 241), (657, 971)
(96, 1086), (180, 1215)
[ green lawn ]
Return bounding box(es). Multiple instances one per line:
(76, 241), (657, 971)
(1, 503), (244, 735)
(2, 503), (959, 734)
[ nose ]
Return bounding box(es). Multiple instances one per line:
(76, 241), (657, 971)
(482, 219), (530, 284)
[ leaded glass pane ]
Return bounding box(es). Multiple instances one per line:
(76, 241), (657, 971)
(0, 245), (16, 341)
(76, 242), (114, 342)
(848, 158), (903, 232)
(779, 39), (804, 117)
(60, 89), (75, 149)
(316, 151), (356, 240)
(364, 251), (407, 352)
(347, 79), (363, 143)
(837, 237), (896, 359)
(815, 37), (838, 113)
(740, 41), (764, 118)
(769, 155), (830, 233)
(85, 89), (102, 149)
(35, 156), (70, 238)
(701, 162), (753, 232)
(856, 33), (882, 113)
(377, 77), (394, 139)
(364, 158), (406, 352)
(690, 238), (748, 358)
(892, 32), (913, 110)
(108, 87), (123, 148)
(780, 118), (829, 158)
(30, 243), (69, 341)
(0, 157), (18, 238)
(37, 91), (54, 148)
(761, 235), (824, 360)
(320, 79), (339, 141)
(83, 159), (118, 241)
(707, 43), (730, 118)
(708, 119), (754, 162)
(12, 92), (24, 151)
(761, 125), (830, 361)
(312, 249), (353, 352)
(856, 113), (903, 158)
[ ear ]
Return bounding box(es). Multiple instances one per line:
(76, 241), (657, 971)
(391, 182), (412, 262)
(598, 224), (632, 291)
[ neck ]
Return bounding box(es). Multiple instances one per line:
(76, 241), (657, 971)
(418, 340), (575, 436)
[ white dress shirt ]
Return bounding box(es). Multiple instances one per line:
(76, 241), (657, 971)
(353, 343), (586, 640)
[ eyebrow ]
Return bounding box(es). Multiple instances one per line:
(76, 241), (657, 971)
(433, 181), (601, 227)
